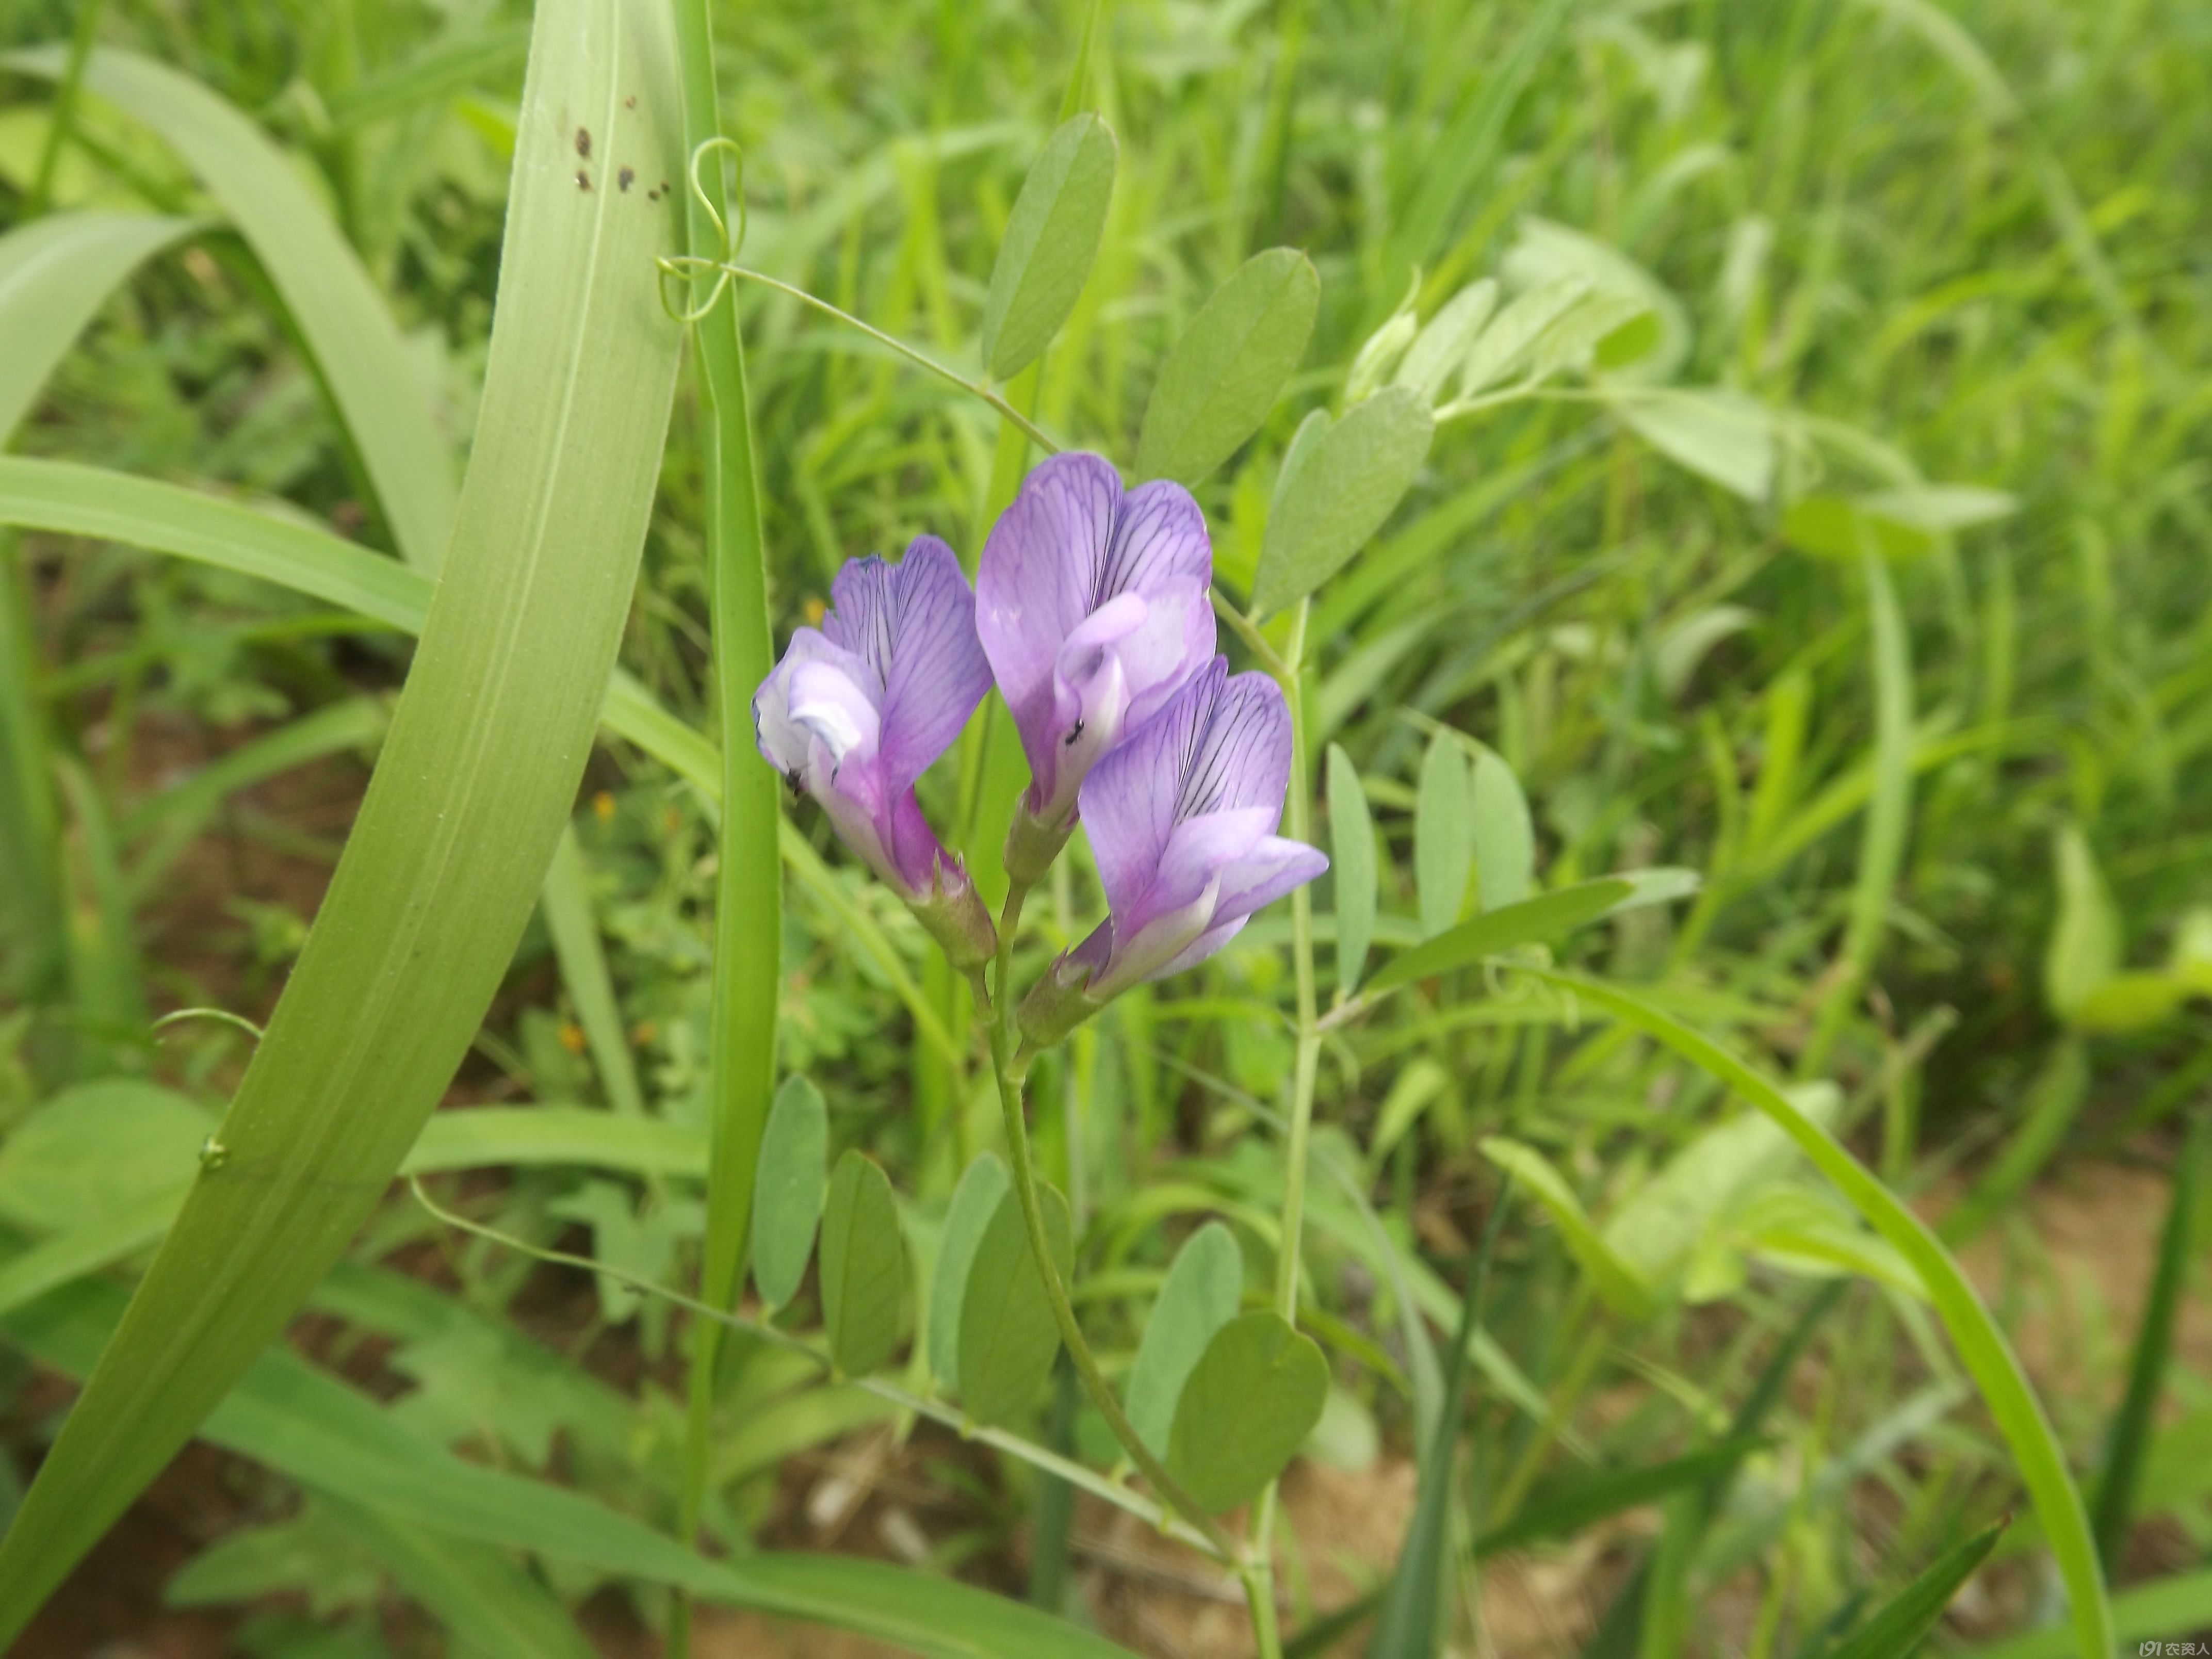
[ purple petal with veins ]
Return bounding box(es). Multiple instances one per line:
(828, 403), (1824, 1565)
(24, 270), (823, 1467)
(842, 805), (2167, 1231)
(1069, 658), (1327, 994)
(754, 536), (990, 897)
(976, 452), (1215, 828)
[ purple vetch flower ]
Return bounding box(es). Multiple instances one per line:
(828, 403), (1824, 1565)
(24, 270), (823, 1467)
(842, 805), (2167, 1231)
(1019, 659), (1327, 1044)
(754, 536), (997, 967)
(976, 452), (1215, 874)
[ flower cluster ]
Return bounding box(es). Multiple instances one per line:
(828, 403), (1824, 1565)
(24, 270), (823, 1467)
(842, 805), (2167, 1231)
(755, 453), (1326, 1042)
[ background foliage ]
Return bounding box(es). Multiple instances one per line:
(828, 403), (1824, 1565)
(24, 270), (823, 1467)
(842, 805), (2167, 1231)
(0, 0), (2207, 1654)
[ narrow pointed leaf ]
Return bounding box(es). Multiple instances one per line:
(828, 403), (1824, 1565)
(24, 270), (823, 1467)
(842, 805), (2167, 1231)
(750, 1076), (829, 1311)
(1822, 1520), (2006, 1659)
(5, 45), (458, 568)
(1326, 743), (1377, 994)
(1137, 248), (1319, 486)
(820, 1150), (906, 1375)
(1479, 1137), (1653, 1321)
(542, 827), (647, 1119)
(1166, 1311), (1329, 1513)
(1124, 1222), (1243, 1456)
(958, 1183), (1074, 1426)
(0, 3), (688, 1632)
(1251, 385), (1432, 615)
(979, 113), (1117, 380)
(1475, 1438), (1767, 1556)
(929, 1151), (1011, 1391)
(1525, 968), (2113, 1659)
(1367, 879), (1634, 995)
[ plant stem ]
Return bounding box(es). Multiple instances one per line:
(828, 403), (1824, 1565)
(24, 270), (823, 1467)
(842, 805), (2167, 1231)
(1211, 588), (1289, 678)
(985, 881), (1241, 1564)
(669, 260), (1067, 458)
(404, 1179), (1216, 1551)
(671, 8), (782, 1654)
(1247, 598), (1318, 1658)
(27, 0), (104, 218)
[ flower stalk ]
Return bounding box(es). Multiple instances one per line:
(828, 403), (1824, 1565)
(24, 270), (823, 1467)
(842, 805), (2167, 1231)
(983, 877), (1242, 1564)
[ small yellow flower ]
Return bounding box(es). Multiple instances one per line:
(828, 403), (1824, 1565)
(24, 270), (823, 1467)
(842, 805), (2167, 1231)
(557, 1021), (588, 1055)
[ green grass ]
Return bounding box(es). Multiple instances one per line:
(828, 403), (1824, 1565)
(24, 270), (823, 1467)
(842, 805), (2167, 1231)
(0, 0), (2206, 1655)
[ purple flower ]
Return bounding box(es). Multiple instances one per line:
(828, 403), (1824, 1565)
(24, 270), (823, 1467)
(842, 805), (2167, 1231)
(755, 537), (997, 965)
(977, 452), (1215, 847)
(1021, 660), (1326, 1040)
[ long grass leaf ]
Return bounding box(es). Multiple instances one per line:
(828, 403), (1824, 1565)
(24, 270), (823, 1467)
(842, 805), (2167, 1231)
(323, 1497), (598, 1659)
(0, 461), (958, 1064)
(542, 827), (647, 1118)
(3, 45), (458, 569)
(668, 2), (785, 1628)
(2, 1278), (1135, 1659)
(1820, 1519), (2005, 1659)
(1526, 969), (2113, 1659)
(0, 0), (688, 1629)
(2088, 1109), (2208, 1567)
(0, 212), (197, 444)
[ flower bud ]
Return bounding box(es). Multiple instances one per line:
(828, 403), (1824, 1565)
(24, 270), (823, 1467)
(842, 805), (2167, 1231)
(1002, 799), (1075, 889)
(907, 859), (997, 973)
(1016, 949), (1109, 1050)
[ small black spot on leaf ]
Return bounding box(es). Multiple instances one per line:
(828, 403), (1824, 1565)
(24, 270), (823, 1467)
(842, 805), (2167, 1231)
(619, 166), (635, 192)
(625, 95), (637, 109)
(575, 126), (592, 158)
(576, 170), (591, 190)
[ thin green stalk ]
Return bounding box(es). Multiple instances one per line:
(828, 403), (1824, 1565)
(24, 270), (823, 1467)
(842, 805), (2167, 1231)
(1248, 598), (1317, 1657)
(1212, 589), (1290, 679)
(664, 260), (1065, 457)
(985, 883), (1241, 1564)
(671, 6), (782, 1652)
(0, 537), (64, 1015)
(405, 1178), (1210, 1549)
(26, 0), (104, 217)
(1802, 548), (1912, 1077)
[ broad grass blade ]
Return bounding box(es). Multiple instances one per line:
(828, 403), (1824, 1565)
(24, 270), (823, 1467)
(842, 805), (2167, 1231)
(3, 45), (459, 569)
(4, 1279), (1137, 1659)
(0, 0), (689, 1630)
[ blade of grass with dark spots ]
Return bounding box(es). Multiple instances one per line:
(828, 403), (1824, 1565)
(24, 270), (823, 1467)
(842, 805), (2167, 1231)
(0, 0), (688, 1631)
